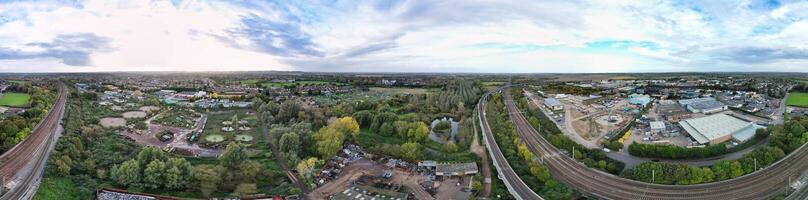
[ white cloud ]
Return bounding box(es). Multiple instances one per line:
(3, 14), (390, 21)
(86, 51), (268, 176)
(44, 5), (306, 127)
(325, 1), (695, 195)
(1, 0), (808, 72)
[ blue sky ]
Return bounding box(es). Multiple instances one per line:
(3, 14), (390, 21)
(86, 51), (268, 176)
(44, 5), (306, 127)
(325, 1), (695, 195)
(0, 0), (807, 73)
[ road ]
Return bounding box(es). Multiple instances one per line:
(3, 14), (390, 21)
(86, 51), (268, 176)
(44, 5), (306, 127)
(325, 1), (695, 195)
(499, 84), (808, 200)
(0, 83), (67, 200)
(477, 87), (544, 200)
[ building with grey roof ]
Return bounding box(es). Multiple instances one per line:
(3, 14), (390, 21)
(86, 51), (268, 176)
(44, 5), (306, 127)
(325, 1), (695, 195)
(678, 114), (764, 145)
(686, 100), (727, 114)
(544, 98), (564, 111)
(434, 162), (479, 176)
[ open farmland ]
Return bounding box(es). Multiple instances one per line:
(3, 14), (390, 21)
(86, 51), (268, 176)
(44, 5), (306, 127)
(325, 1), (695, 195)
(262, 80), (348, 88)
(787, 92), (808, 107)
(0, 92), (31, 107)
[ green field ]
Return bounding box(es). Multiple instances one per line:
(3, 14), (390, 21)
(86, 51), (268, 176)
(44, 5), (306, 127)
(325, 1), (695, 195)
(0, 92), (31, 107)
(787, 92), (808, 107)
(33, 177), (80, 200)
(262, 80), (347, 88)
(240, 79), (260, 84)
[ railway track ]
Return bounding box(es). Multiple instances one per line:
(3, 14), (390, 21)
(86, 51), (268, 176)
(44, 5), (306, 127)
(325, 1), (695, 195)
(477, 87), (543, 200)
(0, 83), (67, 199)
(493, 84), (808, 200)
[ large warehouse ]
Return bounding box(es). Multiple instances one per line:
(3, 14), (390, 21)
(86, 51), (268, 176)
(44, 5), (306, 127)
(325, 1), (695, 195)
(678, 114), (764, 145)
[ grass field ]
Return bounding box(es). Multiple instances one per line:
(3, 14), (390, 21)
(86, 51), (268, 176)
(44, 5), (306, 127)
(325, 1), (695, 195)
(262, 80), (347, 88)
(0, 92), (31, 107)
(33, 177), (80, 200)
(787, 92), (808, 107)
(368, 87), (431, 94)
(481, 81), (504, 86)
(240, 79), (260, 84)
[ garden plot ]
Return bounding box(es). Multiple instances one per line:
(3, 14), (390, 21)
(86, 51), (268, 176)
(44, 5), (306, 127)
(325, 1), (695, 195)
(99, 117), (126, 128)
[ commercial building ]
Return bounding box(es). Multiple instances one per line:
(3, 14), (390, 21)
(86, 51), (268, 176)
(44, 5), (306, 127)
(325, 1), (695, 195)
(419, 161), (479, 176)
(629, 94), (651, 106)
(544, 98), (564, 111)
(650, 121), (666, 133)
(656, 100), (691, 122)
(678, 114), (764, 145)
(686, 100), (727, 114)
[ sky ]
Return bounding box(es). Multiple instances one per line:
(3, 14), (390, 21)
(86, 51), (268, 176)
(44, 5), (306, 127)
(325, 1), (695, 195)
(1, 0), (807, 73)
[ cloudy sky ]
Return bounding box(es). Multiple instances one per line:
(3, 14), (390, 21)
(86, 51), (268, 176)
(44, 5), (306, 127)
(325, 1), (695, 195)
(0, 0), (807, 73)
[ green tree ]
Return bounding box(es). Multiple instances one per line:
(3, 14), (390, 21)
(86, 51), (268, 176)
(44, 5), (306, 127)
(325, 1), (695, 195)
(279, 132), (300, 153)
(443, 141), (458, 153)
(192, 165), (224, 197)
(399, 142), (421, 160)
(296, 157), (319, 178)
(143, 160), (167, 189)
(379, 122), (396, 136)
(136, 147), (168, 170)
(219, 142), (249, 169)
(351, 110), (374, 128)
(111, 159), (141, 187)
(407, 122), (429, 143)
(234, 183), (258, 196)
(164, 157), (192, 190)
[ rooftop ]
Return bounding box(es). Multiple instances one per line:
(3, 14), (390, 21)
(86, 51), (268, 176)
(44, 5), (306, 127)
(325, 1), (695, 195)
(688, 100), (725, 110)
(435, 162), (478, 175)
(678, 114), (755, 144)
(544, 98), (563, 107)
(678, 98), (715, 105)
(650, 121), (666, 130)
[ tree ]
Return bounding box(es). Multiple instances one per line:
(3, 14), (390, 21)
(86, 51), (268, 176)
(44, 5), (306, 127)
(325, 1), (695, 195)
(221, 143), (248, 168)
(443, 141), (458, 153)
(313, 117), (359, 158)
(370, 112), (397, 132)
(164, 157), (192, 190)
(379, 123), (395, 136)
(333, 117), (360, 139)
(434, 120), (452, 133)
(192, 165), (224, 197)
(399, 142), (421, 160)
(296, 157), (319, 178)
(351, 110), (374, 128)
(234, 183), (258, 196)
(277, 100), (301, 123)
(137, 147), (168, 170)
(407, 122), (429, 143)
(235, 160), (262, 184)
(279, 132), (301, 153)
(143, 160), (166, 189)
(111, 159), (141, 187)
(314, 128), (343, 159)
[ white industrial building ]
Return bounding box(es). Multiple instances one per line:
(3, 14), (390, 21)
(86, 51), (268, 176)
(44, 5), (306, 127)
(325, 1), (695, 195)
(650, 121), (666, 133)
(678, 114), (764, 145)
(679, 97), (727, 114)
(544, 98), (564, 111)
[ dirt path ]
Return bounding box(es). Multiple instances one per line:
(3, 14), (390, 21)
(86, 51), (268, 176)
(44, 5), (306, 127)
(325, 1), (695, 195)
(469, 112), (492, 198)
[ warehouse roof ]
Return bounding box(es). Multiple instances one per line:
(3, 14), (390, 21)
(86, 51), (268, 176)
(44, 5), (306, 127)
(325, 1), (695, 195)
(544, 98), (562, 107)
(678, 114), (755, 144)
(650, 121), (666, 130)
(688, 100), (725, 110)
(678, 98), (715, 105)
(435, 162), (478, 176)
